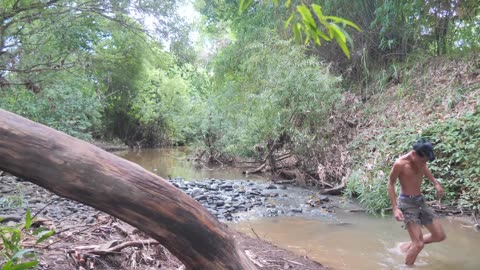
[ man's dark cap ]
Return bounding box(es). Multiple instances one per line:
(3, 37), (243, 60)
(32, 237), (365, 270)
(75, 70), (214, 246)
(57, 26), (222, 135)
(413, 139), (435, 161)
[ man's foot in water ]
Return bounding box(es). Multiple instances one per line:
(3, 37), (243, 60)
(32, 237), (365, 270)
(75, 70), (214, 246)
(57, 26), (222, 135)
(399, 242), (411, 254)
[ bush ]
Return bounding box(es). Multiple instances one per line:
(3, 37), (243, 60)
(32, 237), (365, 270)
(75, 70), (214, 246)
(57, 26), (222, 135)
(422, 107), (480, 211)
(345, 169), (392, 215)
(0, 84), (103, 141)
(346, 106), (480, 214)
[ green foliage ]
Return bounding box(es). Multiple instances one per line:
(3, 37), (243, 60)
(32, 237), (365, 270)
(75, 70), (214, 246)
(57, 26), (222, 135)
(0, 77), (103, 141)
(205, 28), (341, 156)
(130, 63), (194, 145)
(345, 169), (392, 215)
(322, 0), (480, 56)
(94, 30), (199, 146)
(346, 106), (480, 213)
(0, 195), (24, 211)
(238, 0), (361, 58)
(0, 0), (182, 82)
(422, 107), (480, 211)
(1, 210), (55, 270)
(1, 0), (196, 145)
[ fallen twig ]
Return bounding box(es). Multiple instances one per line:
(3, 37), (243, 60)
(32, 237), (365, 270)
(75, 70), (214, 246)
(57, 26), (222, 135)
(32, 200), (56, 220)
(72, 239), (159, 256)
(44, 224), (98, 249)
(250, 228), (260, 239)
(284, 259), (305, 266)
(245, 250), (264, 267)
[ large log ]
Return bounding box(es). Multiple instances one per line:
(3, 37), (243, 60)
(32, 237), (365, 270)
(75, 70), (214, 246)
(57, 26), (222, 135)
(0, 109), (256, 270)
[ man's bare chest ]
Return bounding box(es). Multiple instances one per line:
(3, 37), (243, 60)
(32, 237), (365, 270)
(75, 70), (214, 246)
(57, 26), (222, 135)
(399, 164), (424, 182)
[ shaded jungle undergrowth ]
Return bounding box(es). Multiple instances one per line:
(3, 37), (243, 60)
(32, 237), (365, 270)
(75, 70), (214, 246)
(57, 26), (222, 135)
(344, 54), (480, 217)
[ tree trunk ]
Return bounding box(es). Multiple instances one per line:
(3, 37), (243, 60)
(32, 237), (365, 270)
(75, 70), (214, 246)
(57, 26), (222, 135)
(0, 109), (256, 270)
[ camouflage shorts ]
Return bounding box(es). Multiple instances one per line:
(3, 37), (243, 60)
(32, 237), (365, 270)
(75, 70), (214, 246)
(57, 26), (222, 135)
(398, 194), (436, 227)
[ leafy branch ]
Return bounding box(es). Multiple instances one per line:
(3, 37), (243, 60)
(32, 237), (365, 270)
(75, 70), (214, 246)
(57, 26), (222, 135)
(239, 0), (361, 58)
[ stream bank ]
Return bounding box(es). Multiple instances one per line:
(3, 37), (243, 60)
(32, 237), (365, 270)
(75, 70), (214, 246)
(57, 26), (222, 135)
(0, 173), (328, 269)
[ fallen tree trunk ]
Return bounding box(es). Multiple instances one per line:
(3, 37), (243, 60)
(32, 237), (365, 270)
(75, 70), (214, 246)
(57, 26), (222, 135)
(0, 109), (256, 270)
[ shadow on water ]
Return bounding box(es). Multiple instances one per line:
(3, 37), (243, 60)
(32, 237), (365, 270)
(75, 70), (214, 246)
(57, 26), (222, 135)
(119, 147), (480, 270)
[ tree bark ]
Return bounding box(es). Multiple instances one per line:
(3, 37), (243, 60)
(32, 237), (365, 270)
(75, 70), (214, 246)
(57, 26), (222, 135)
(0, 109), (256, 270)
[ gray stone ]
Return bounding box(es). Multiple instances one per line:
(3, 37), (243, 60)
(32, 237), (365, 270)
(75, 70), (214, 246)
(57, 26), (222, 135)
(267, 209), (278, 215)
(191, 188), (203, 197)
(266, 184), (277, 189)
(319, 195), (330, 202)
(220, 183), (233, 189)
(84, 216), (96, 224)
(194, 195), (208, 201)
(29, 198), (42, 204)
(6, 221), (17, 227)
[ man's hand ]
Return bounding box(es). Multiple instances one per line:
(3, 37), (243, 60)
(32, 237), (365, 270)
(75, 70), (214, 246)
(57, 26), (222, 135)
(435, 183), (445, 198)
(394, 208), (404, 222)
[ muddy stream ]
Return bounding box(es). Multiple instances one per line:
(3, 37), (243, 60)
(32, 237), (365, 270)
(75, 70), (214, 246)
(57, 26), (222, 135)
(119, 148), (480, 270)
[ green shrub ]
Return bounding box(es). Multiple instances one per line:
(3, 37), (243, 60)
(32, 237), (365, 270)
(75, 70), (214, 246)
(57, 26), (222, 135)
(0, 84), (103, 141)
(345, 169), (396, 215)
(1, 210), (55, 270)
(422, 107), (480, 211)
(346, 106), (480, 214)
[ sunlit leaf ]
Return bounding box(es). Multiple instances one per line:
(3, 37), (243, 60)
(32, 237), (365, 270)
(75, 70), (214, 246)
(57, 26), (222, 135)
(329, 23), (347, 44)
(326, 16), (362, 32)
(293, 23), (302, 43)
(297, 4), (316, 29)
(311, 4), (327, 25)
(284, 13), (295, 29)
(7, 260), (38, 270)
(239, 0), (254, 14)
(35, 230), (54, 244)
(285, 0), (291, 8)
(25, 209), (32, 230)
(11, 249), (35, 260)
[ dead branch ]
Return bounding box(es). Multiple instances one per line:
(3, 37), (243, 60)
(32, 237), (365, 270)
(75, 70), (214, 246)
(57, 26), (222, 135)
(243, 163), (267, 174)
(72, 240), (160, 256)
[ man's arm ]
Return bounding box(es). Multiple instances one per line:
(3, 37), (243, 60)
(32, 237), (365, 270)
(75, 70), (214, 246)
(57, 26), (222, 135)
(388, 162), (400, 209)
(424, 165), (444, 198)
(388, 162), (403, 221)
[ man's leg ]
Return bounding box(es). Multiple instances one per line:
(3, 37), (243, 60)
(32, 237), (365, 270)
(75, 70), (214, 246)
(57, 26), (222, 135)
(423, 219), (446, 244)
(399, 242), (411, 253)
(400, 219), (445, 254)
(405, 222), (424, 266)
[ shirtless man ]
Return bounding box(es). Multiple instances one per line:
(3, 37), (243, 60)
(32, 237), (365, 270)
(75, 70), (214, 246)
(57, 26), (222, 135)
(387, 139), (446, 266)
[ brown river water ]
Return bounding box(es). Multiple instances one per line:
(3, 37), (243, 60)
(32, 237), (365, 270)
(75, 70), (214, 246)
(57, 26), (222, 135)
(118, 148), (480, 270)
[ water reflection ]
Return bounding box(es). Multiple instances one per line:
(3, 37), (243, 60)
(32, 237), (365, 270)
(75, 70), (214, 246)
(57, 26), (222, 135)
(117, 147), (268, 181)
